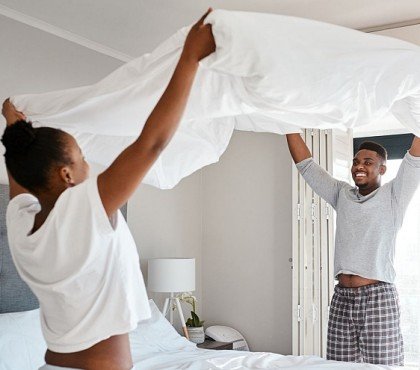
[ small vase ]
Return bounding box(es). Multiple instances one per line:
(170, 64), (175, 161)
(187, 326), (205, 344)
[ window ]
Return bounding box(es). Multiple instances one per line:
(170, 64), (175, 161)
(383, 159), (420, 368)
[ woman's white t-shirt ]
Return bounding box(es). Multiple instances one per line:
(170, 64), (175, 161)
(6, 177), (151, 353)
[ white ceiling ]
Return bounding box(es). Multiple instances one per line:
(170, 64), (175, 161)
(1, 0), (420, 58)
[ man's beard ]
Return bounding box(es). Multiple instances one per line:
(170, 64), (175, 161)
(356, 181), (369, 189)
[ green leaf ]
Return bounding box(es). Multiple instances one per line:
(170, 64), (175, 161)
(192, 311), (199, 326)
(185, 311), (205, 327)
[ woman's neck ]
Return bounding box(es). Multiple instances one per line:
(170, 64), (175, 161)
(31, 189), (65, 233)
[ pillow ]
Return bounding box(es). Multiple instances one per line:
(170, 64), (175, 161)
(0, 184), (39, 314)
(0, 309), (46, 370)
(129, 300), (196, 359)
(0, 300), (195, 369)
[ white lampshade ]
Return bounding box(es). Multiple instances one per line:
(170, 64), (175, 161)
(147, 258), (195, 293)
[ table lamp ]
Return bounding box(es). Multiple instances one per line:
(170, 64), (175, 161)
(147, 258), (195, 339)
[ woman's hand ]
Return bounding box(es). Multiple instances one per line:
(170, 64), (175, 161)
(181, 8), (216, 63)
(2, 99), (26, 126)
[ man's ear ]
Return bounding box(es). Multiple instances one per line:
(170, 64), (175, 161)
(59, 166), (75, 186)
(379, 164), (387, 176)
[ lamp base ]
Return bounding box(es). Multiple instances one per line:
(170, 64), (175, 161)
(162, 295), (190, 340)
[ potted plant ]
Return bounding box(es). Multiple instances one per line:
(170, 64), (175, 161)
(177, 292), (205, 344)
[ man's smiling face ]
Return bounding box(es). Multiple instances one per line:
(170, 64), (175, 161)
(351, 149), (386, 193)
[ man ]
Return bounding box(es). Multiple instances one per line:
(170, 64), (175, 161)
(286, 133), (420, 365)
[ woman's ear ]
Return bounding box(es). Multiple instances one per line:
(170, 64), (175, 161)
(59, 166), (75, 186)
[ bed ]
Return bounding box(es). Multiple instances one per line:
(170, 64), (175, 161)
(0, 186), (397, 370)
(0, 300), (399, 370)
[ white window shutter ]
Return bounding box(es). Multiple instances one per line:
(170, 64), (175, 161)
(292, 128), (352, 357)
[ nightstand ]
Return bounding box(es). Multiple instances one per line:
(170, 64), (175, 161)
(197, 338), (233, 350)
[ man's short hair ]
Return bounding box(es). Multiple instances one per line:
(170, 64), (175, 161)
(357, 141), (387, 162)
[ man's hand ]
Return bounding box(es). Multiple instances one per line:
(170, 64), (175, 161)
(181, 8), (216, 63)
(2, 99), (26, 126)
(409, 136), (420, 157)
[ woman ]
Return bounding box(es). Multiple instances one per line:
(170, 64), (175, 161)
(1, 10), (215, 370)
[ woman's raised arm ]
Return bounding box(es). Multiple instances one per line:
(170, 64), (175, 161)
(98, 9), (216, 217)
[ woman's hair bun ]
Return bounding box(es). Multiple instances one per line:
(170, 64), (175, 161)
(1, 120), (36, 155)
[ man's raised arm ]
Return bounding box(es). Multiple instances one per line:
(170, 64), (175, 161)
(286, 133), (312, 163)
(285, 133), (345, 209)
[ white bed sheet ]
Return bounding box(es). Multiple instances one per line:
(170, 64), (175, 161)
(0, 301), (401, 370)
(132, 350), (398, 370)
(6, 9), (420, 189)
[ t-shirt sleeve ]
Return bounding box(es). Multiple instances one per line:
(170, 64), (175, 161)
(7, 193), (40, 216)
(296, 158), (347, 209)
(6, 193), (41, 242)
(390, 151), (420, 225)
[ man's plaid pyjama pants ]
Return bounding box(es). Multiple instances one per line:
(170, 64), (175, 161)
(327, 282), (404, 366)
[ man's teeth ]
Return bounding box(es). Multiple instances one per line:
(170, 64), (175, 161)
(355, 173), (366, 177)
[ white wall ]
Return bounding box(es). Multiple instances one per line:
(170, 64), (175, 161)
(201, 132), (293, 353)
(127, 172), (203, 330)
(126, 131), (294, 353)
(127, 133), (294, 353)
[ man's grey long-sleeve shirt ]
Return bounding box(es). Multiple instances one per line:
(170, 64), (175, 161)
(296, 152), (420, 283)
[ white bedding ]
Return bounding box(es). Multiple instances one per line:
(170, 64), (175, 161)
(133, 351), (398, 369)
(5, 10), (420, 189)
(0, 301), (400, 370)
